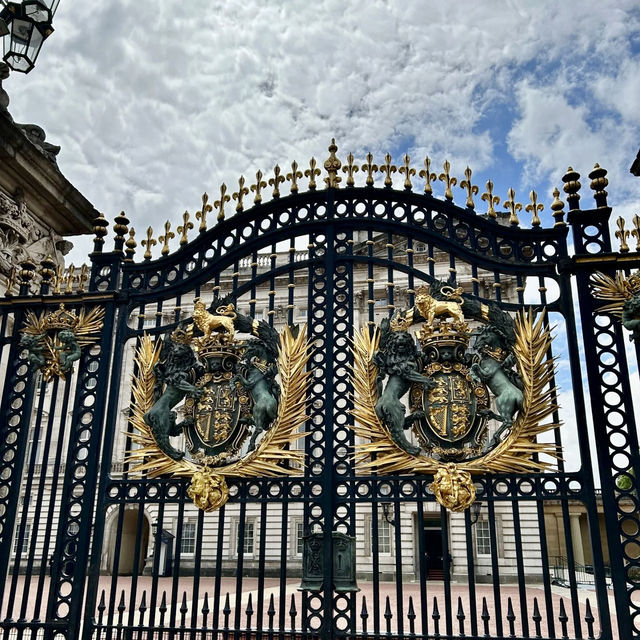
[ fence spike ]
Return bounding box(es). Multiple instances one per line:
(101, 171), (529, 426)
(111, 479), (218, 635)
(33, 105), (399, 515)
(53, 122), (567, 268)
(159, 591), (167, 627)
(457, 596), (466, 635)
(289, 594), (297, 630)
(585, 598), (595, 639)
(384, 595), (393, 633)
(97, 590), (106, 625)
(558, 598), (568, 638)
(138, 591), (147, 626)
(506, 597), (516, 636)
(532, 597), (542, 638)
(116, 590), (126, 626)
(223, 592), (231, 629)
(202, 592), (210, 627)
(481, 597), (490, 636)
(245, 592), (253, 628)
(180, 591), (188, 626)
(432, 596), (440, 635)
(268, 593), (276, 630)
(360, 595), (369, 634)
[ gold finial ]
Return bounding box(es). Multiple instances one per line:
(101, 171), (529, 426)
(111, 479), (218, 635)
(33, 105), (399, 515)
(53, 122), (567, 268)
(92, 213), (109, 253)
(5, 267), (16, 296)
(616, 217), (630, 253)
(342, 153), (359, 187)
(418, 157), (436, 194)
(53, 264), (64, 293)
(178, 211), (194, 244)
(525, 190), (544, 227)
(78, 264), (89, 292)
(503, 188), (523, 226)
(460, 167), (479, 209)
(361, 153), (378, 186)
(631, 214), (640, 252)
(196, 192), (213, 232)
(481, 181), (500, 218)
(304, 158), (321, 190)
(214, 184), (230, 222)
(125, 228), (137, 262)
(113, 211), (129, 252)
(399, 154), (415, 190)
(588, 163), (609, 208)
(324, 138), (342, 188)
(64, 264), (76, 294)
(286, 161), (302, 193)
(269, 165), (285, 198)
(40, 255), (56, 287)
(251, 170), (267, 204)
(142, 226), (157, 260)
(562, 167), (581, 211)
(438, 160), (457, 201)
(379, 153), (397, 187)
(550, 188), (565, 227)
(158, 220), (174, 256)
(233, 176), (249, 211)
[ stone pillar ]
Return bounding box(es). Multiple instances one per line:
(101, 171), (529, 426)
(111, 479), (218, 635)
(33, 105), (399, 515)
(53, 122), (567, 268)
(569, 512), (585, 567)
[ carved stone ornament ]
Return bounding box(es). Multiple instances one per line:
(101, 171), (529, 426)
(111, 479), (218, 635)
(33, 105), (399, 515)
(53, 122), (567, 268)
(126, 294), (311, 512)
(351, 279), (559, 512)
(591, 271), (640, 342)
(20, 304), (105, 381)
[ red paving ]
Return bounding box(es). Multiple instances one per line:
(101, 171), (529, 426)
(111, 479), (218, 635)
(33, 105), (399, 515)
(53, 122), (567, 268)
(1, 576), (618, 639)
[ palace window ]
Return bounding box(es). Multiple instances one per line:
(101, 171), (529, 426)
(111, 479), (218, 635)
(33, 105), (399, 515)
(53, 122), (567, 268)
(365, 514), (392, 555)
(476, 520), (491, 556)
(13, 523), (31, 556)
(241, 521), (255, 555)
(180, 522), (196, 555)
(295, 522), (304, 556)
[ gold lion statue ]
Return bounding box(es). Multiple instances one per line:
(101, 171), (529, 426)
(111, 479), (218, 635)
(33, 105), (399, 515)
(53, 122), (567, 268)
(193, 298), (237, 341)
(415, 285), (465, 327)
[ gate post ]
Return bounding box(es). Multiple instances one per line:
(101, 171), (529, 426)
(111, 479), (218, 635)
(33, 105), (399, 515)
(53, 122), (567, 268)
(566, 166), (640, 639)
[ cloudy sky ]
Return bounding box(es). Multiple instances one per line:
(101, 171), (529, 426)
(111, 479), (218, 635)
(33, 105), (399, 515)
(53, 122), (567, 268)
(4, 0), (640, 261)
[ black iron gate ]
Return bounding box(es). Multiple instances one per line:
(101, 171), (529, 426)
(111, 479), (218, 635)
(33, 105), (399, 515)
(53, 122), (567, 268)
(0, 144), (639, 640)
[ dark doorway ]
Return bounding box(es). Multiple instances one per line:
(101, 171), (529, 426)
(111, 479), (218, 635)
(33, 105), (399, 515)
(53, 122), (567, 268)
(424, 528), (444, 580)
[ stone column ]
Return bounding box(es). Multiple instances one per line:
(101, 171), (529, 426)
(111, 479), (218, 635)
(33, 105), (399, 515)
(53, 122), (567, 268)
(569, 512), (585, 567)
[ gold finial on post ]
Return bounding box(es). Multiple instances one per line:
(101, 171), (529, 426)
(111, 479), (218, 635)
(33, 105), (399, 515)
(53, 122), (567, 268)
(125, 228), (137, 262)
(214, 185), (230, 222)
(631, 214), (640, 252)
(562, 167), (581, 211)
(361, 153), (378, 186)
(324, 138), (342, 188)
(178, 211), (194, 245)
(233, 176), (249, 211)
(525, 190), (544, 227)
(251, 170), (267, 204)
(78, 264), (89, 292)
(286, 161), (303, 193)
(550, 188), (565, 227)
(460, 166), (479, 209)
(342, 153), (359, 187)
(39, 255), (56, 290)
(141, 226), (157, 260)
(481, 181), (500, 218)
(503, 188), (523, 226)
(438, 160), (457, 201)
(269, 165), (285, 198)
(418, 157), (436, 195)
(399, 154), (415, 190)
(304, 158), (321, 190)
(588, 163), (609, 208)
(113, 211), (129, 253)
(379, 153), (397, 187)
(159, 220), (174, 256)
(196, 192), (213, 232)
(615, 217), (630, 253)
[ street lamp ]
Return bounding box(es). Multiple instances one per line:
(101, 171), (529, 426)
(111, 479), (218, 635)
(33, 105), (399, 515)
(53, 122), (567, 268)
(0, 1), (60, 73)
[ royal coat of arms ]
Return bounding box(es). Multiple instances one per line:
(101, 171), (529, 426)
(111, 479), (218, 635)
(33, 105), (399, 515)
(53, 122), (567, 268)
(126, 296), (310, 511)
(352, 280), (559, 512)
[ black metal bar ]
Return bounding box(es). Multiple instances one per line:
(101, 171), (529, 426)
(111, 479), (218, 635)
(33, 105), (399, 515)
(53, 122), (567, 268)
(510, 502), (529, 637)
(463, 508), (478, 636)
(486, 499), (503, 637)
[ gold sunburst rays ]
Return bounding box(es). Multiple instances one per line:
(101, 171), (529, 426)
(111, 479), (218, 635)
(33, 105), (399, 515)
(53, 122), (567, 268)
(591, 270), (640, 318)
(350, 309), (560, 477)
(125, 325), (311, 482)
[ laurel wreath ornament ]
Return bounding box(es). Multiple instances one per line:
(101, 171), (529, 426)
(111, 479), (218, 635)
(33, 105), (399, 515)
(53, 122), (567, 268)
(350, 310), (560, 509)
(126, 325), (310, 511)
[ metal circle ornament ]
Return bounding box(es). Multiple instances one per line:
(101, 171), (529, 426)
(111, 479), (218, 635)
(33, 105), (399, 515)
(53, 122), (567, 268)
(351, 281), (559, 513)
(125, 296), (311, 512)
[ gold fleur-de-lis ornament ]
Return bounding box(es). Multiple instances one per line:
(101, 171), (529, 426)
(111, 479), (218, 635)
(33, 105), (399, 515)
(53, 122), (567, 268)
(141, 226), (157, 260)
(177, 211), (194, 245)
(379, 153), (397, 188)
(214, 184), (231, 222)
(195, 192), (213, 232)
(399, 154), (415, 190)
(304, 158), (321, 190)
(460, 167), (479, 209)
(418, 157), (436, 195)
(251, 170), (267, 204)
(615, 217), (630, 253)
(481, 181), (500, 218)
(233, 176), (250, 211)
(269, 165), (285, 198)
(503, 188), (523, 226)
(361, 153), (378, 187)
(286, 161), (303, 193)
(342, 153), (359, 187)
(525, 191), (544, 227)
(438, 160), (457, 201)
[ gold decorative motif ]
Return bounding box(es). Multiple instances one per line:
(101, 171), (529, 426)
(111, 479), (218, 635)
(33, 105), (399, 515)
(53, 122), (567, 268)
(503, 188), (522, 226)
(158, 221), (174, 256)
(351, 310), (559, 498)
(525, 190), (544, 227)
(304, 158), (321, 190)
(64, 264), (76, 294)
(419, 157), (436, 195)
(414, 284), (466, 332)
(142, 226), (156, 260)
(550, 188), (565, 227)
(460, 167), (478, 209)
(214, 185), (230, 223)
(233, 176), (249, 212)
(481, 180), (500, 218)
(379, 153), (397, 187)
(632, 214), (640, 252)
(251, 170), (267, 204)
(615, 217), (630, 253)
(342, 153), (359, 187)
(429, 464), (476, 512)
(398, 154), (415, 190)
(193, 298), (236, 342)
(196, 192), (213, 232)
(591, 271), (640, 318)
(125, 326), (311, 511)
(324, 138), (342, 188)
(361, 153), (378, 187)
(78, 264), (89, 293)
(187, 466), (229, 512)
(125, 229), (137, 262)
(438, 161), (457, 201)
(177, 211), (194, 246)
(269, 165), (285, 198)
(21, 304), (105, 381)
(286, 162), (303, 193)
(53, 265), (64, 294)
